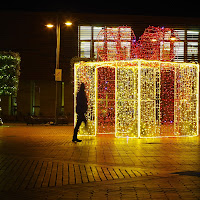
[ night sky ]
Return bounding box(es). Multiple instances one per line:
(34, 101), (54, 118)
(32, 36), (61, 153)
(0, 1), (199, 81)
(1, 1), (200, 18)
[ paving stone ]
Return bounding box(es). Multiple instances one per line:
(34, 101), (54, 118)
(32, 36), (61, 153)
(0, 124), (200, 199)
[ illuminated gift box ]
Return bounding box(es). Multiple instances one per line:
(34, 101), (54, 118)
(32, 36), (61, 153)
(74, 60), (199, 138)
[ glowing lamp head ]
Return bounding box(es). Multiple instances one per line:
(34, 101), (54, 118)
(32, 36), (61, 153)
(65, 21), (72, 26)
(46, 24), (54, 28)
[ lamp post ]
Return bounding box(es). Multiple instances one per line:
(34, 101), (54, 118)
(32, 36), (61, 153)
(46, 20), (72, 125)
(0, 98), (3, 126)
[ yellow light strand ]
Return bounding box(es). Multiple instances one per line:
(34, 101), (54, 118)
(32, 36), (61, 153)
(74, 60), (199, 138)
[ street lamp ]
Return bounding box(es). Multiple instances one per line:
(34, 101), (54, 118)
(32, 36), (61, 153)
(65, 21), (72, 26)
(45, 24), (54, 28)
(46, 20), (72, 125)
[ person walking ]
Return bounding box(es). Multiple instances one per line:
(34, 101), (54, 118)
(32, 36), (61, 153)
(72, 83), (88, 142)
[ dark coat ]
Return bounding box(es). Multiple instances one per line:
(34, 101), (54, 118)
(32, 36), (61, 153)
(76, 90), (88, 114)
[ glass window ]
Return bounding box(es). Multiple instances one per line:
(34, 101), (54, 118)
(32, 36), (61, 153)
(174, 42), (184, 62)
(120, 27), (132, 40)
(187, 31), (199, 40)
(93, 27), (104, 40)
(79, 26), (92, 40)
(187, 42), (198, 62)
(164, 30), (171, 40)
(174, 30), (185, 40)
(78, 26), (200, 62)
(94, 41), (104, 58)
(80, 42), (90, 58)
(94, 27), (133, 60)
(105, 27), (117, 40)
(161, 42), (171, 51)
(12, 96), (17, 116)
(107, 42), (118, 59)
(121, 42), (131, 58)
(31, 82), (40, 116)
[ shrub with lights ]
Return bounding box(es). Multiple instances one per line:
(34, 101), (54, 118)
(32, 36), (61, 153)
(74, 26), (199, 138)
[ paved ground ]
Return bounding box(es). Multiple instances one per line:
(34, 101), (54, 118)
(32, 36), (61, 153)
(0, 124), (200, 199)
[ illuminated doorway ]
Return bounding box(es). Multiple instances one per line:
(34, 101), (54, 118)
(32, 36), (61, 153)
(97, 67), (115, 134)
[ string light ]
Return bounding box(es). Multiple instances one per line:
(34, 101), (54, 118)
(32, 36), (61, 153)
(74, 25), (198, 138)
(136, 26), (180, 61)
(96, 26), (137, 61)
(0, 52), (21, 96)
(74, 60), (199, 138)
(96, 26), (179, 62)
(74, 62), (96, 136)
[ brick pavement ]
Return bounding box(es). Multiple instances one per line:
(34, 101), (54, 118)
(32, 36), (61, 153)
(0, 124), (200, 199)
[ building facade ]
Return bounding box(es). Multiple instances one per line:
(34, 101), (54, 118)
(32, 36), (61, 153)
(0, 12), (200, 122)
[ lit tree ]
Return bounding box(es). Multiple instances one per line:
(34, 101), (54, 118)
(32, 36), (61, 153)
(0, 51), (21, 96)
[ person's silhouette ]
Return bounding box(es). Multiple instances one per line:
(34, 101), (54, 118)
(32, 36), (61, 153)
(72, 83), (88, 142)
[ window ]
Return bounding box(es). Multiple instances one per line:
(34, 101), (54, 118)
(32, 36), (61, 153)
(175, 30), (185, 40)
(31, 81), (40, 116)
(79, 26), (92, 58)
(173, 30), (185, 62)
(121, 42), (131, 58)
(79, 26), (103, 58)
(94, 41), (103, 58)
(78, 26), (199, 62)
(174, 29), (199, 62)
(120, 27), (132, 40)
(186, 31), (199, 62)
(12, 96), (17, 116)
(79, 26), (133, 59)
(187, 42), (198, 62)
(187, 31), (199, 40)
(174, 42), (184, 62)
(80, 42), (90, 58)
(93, 27), (104, 40)
(79, 26), (92, 40)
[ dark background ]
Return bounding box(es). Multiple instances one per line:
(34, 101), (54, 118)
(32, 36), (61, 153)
(1, 1), (200, 18)
(0, 12), (77, 81)
(0, 3), (200, 119)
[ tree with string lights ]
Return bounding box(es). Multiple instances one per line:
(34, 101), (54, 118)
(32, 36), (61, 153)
(0, 51), (20, 123)
(0, 51), (20, 96)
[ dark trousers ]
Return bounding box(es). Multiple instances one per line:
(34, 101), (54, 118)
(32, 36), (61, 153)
(73, 113), (87, 140)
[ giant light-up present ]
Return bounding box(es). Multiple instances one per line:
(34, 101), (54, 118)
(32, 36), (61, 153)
(74, 27), (199, 138)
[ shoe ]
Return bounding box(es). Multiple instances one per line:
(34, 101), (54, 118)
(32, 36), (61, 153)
(72, 139), (82, 142)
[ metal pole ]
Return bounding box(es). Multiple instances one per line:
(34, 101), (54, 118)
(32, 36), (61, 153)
(56, 22), (60, 70)
(55, 21), (60, 125)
